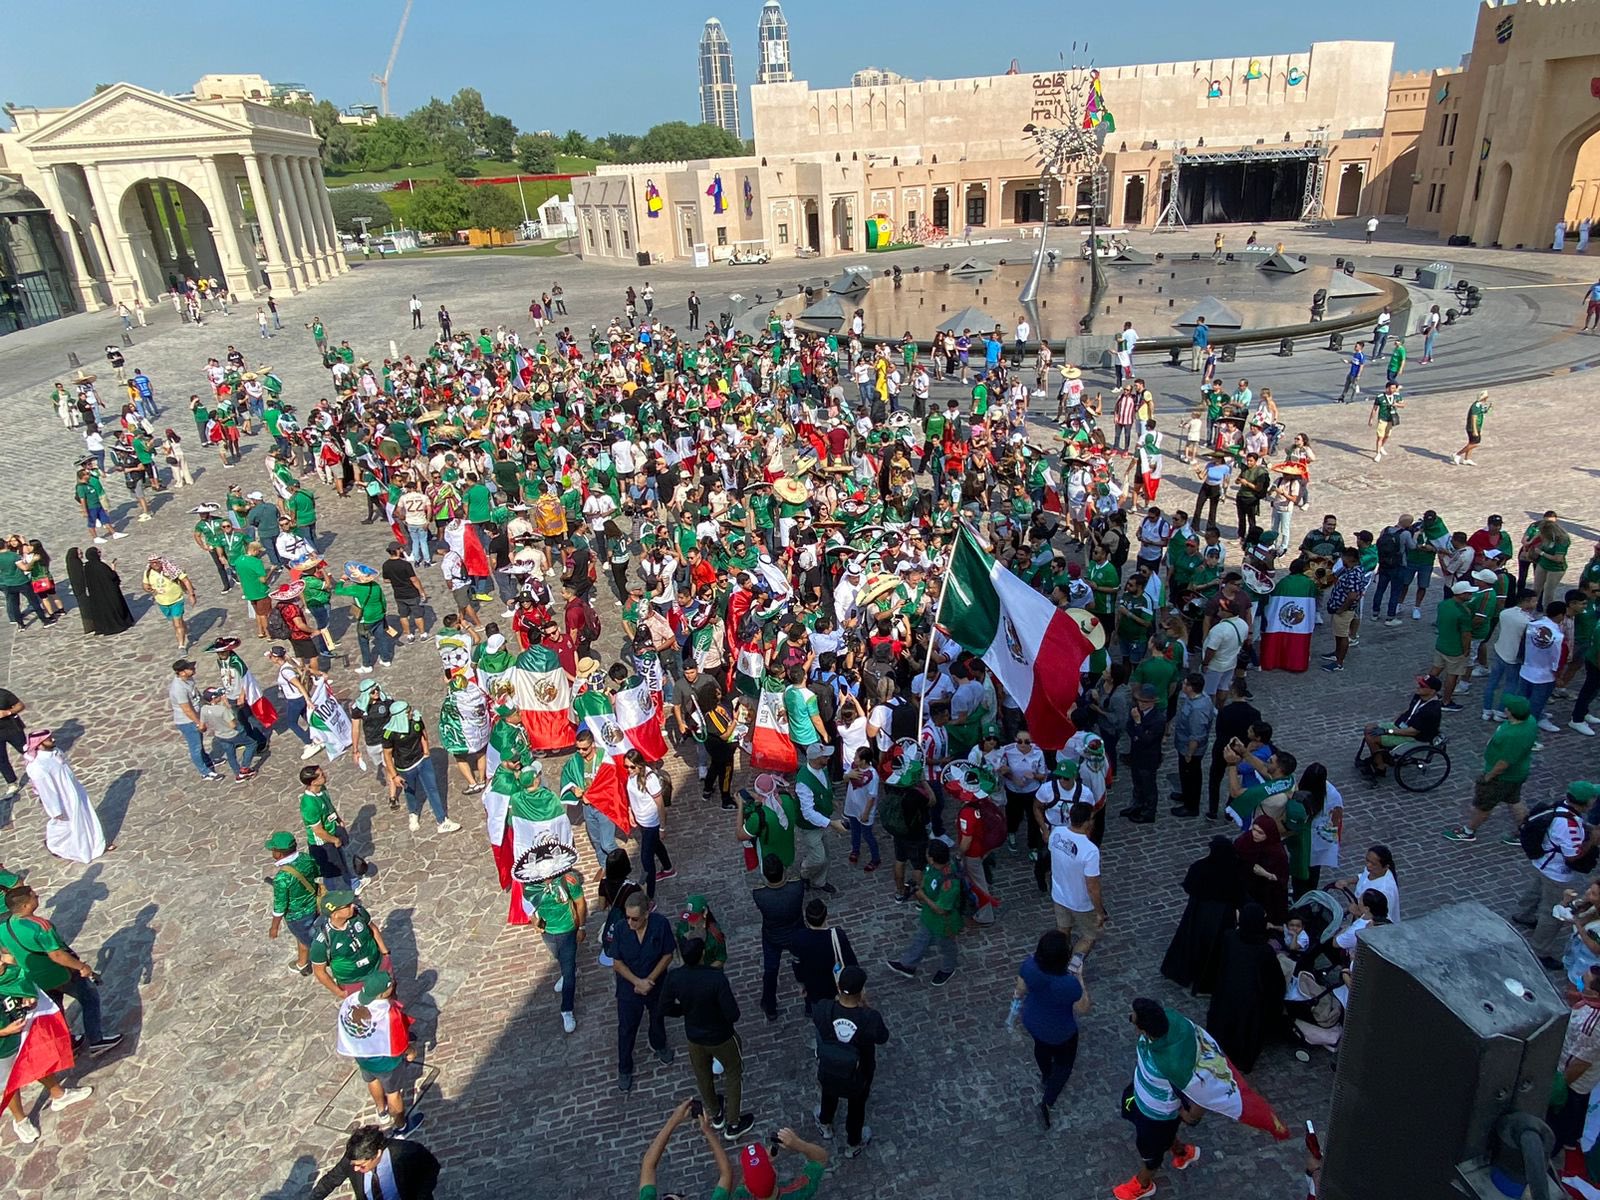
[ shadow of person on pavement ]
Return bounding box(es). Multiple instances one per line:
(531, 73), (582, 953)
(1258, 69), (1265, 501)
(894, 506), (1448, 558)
(98, 768), (140, 844)
(183, 606), (229, 649)
(347, 802), (378, 870)
(43, 862), (110, 944)
(258, 1152), (319, 1199)
(48, 718), (87, 753)
(83, 900), (156, 1071)
(380, 907), (439, 1049)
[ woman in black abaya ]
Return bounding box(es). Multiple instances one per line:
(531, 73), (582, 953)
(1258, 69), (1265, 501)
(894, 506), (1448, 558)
(64, 549), (95, 634)
(1160, 835), (1245, 995)
(80, 547), (134, 636)
(1206, 902), (1286, 1073)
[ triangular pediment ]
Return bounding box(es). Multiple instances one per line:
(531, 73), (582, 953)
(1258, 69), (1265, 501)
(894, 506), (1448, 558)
(19, 84), (253, 149)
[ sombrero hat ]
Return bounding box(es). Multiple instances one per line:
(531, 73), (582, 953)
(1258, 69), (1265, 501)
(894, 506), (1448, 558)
(791, 456), (818, 479)
(270, 579), (305, 602)
(417, 409), (444, 425)
(1063, 608), (1108, 653)
(511, 837), (580, 885)
(72, 371), (97, 384)
(773, 478), (809, 505)
(1062, 366), (1082, 379)
(189, 503), (222, 515)
(574, 656), (601, 677)
(856, 571), (902, 610)
(343, 561), (380, 581)
(205, 636), (242, 654)
(1270, 461), (1308, 476)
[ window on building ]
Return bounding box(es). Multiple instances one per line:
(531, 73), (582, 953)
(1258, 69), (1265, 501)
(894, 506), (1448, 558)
(584, 224), (595, 251)
(622, 226), (631, 250)
(1435, 185), (1444, 212)
(1447, 113), (1458, 146)
(1427, 183), (1439, 211)
(1438, 118), (1448, 147)
(603, 227), (612, 251)
(777, 222), (789, 245)
(716, 226), (728, 245)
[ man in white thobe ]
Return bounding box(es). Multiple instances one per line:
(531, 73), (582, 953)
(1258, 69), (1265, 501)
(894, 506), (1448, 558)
(25, 732), (106, 864)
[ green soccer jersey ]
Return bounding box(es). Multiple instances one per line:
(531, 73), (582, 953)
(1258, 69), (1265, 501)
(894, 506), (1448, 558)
(309, 908), (382, 983)
(271, 852), (323, 921)
(300, 789), (344, 847)
(526, 870), (583, 934)
(0, 915), (70, 991)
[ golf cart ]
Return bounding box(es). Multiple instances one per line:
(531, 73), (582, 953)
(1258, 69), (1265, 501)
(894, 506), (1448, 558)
(727, 240), (772, 265)
(1080, 229), (1130, 259)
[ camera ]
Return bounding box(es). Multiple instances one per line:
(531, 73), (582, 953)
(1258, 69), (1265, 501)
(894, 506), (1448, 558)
(689, 1099), (703, 1119)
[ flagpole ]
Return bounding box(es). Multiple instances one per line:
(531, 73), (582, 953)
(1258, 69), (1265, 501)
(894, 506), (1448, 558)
(914, 522), (972, 743)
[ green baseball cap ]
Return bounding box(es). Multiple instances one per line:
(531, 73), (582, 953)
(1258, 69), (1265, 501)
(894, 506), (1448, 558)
(1568, 782), (1600, 807)
(1053, 760), (1080, 781)
(321, 889), (357, 914)
(358, 970), (394, 1003)
(264, 831), (296, 853)
(1503, 696), (1532, 720)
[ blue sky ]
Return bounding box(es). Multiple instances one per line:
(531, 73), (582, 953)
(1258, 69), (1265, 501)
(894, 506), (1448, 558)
(1, 0), (1479, 135)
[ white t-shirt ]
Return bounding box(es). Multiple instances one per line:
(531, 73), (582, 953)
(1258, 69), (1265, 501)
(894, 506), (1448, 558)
(1537, 809), (1586, 884)
(1204, 616), (1249, 674)
(844, 769), (878, 823)
(1308, 782), (1344, 869)
(1048, 826), (1100, 913)
(1355, 867), (1400, 921)
(626, 772), (663, 829)
(837, 714), (869, 766)
(1521, 618), (1565, 684)
(1493, 607), (1532, 664)
(1000, 744), (1047, 794)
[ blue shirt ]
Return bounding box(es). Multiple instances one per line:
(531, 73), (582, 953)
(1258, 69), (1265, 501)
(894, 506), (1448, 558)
(1203, 462), (1231, 487)
(1191, 324), (1209, 348)
(985, 340), (1002, 367)
(132, 374), (153, 398)
(613, 912), (675, 998)
(1348, 351), (1366, 377)
(1590, 283), (1600, 303)
(1019, 956), (1083, 1045)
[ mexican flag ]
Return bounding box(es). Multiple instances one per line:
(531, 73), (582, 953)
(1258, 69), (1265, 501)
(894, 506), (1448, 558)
(509, 646), (575, 751)
(751, 680), (798, 773)
(223, 651), (279, 729)
(570, 689), (636, 835)
(615, 679), (669, 762)
(335, 994), (411, 1059)
(1258, 572), (1320, 673)
(733, 646), (766, 699)
(0, 989), (73, 1107)
(938, 527), (1088, 751)
(1146, 1007), (1289, 1139)
(307, 677), (355, 764)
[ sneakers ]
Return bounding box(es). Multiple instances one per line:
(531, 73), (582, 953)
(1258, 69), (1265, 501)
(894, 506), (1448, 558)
(110, 531), (128, 540)
(1112, 1176), (1156, 1200)
(93, 536), (108, 545)
(233, 769), (257, 783)
(1441, 702), (1464, 713)
(561, 1012), (577, 1035)
(553, 978), (564, 993)
(300, 743), (323, 760)
(202, 772), (224, 782)
(1171, 1143), (1200, 1171)
(724, 1113), (755, 1140)
(931, 968), (955, 987)
(892, 889), (910, 905)
(1451, 453), (1462, 465)
(885, 959), (916, 979)
(354, 665), (373, 675)
(1412, 608), (1422, 620)
(1539, 719), (1562, 734)
(1321, 661), (1344, 672)
(1491, 710), (1508, 722)
(408, 813), (420, 832)
(1572, 720), (1596, 737)
(654, 867), (677, 881)
(1443, 826), (1477, 843)
(11, 1118), (37, 1145)
(864, 861), (880, 872)
(813, 1106), (834, 1139)
(436, 819), (462, 834)
(1472, 666), (1490, 678)
(49, 1085), (92, 1113)
(845, 1126), (873, 1158)
(656, 1046), (675, 1065)
(1384, 617), (1402, 627)
(618, 1071), (633, 1093)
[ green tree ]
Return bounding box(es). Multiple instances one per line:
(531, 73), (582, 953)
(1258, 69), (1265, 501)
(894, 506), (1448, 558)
(329, 189), (394, 234)
(631, 121), (746, 163)
(451, 87), (488, 145)
(361, 116), (433, 171)
(558, 129), (590, 156)
(406, 177), (473, 233)
(514, 133), (558, 174)
(595, 132), (637, 161)
(406, 97), (460, 148)
(469, 185), (522, 231)
(482, 114), (517, 161)
(439, 128), (478, 178)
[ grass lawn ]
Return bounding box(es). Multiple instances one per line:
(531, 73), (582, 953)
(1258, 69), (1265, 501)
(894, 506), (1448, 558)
(353, 240), (570, 261)
(325, 155), (596, 186)
(370, 177), (575, 227)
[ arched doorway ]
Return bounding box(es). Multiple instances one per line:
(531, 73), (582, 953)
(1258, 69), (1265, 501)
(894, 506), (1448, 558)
(1335, 163), (1366, 217)
(118, 179), (221, 299)
(1561, 125), (1600, 237)
(1123, 174), (1147, 225)
(1481, 162), (1514, 247)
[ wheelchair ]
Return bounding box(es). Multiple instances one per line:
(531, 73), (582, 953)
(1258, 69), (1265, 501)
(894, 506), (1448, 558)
(1354, 727), (1452, 793)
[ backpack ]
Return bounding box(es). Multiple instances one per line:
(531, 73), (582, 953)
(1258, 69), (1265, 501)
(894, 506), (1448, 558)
(266, 604), (294, 641)
(1375, 526), (1404, 572)
(815, 1016), (864, 1088)
(963, 797), (1007, 857)
(582, 599), (601, 642)
(876, 783), (914, 837)
(1519, 802), (1599, 872)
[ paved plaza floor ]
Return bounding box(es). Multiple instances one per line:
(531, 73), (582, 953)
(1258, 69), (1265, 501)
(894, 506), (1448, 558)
(0, 220), (1596, 1198)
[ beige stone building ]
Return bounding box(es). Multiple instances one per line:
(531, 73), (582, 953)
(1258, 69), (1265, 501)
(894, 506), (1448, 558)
(578, 39), (1430, 265)
(0, 78), (346, 313)
(1408, 0), (1600, 249)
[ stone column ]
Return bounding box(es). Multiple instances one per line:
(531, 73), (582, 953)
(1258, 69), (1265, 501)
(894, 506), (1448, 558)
(269, 155), (312, 287)
(293, 158), (330, 274)
(82, 165), (137, 303)
(244, 153), (294, 294)
(311, 161), (349, 273)
(34, 167), (102, 311)
(135, 183), (174, 283)
(287, 157), (329, 279)
(303, 157), (339, 275)
(200, 154), (255, 299)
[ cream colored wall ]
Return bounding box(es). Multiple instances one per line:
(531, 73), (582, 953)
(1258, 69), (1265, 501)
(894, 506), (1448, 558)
(1566, 133), (1600, 224)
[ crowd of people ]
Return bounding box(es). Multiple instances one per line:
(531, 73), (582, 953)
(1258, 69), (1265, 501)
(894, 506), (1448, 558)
(3, 259), (1596, 1200)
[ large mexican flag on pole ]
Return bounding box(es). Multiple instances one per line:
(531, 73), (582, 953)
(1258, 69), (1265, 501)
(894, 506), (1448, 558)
(1258, 571), (1320, 673)
(569, 689), (636, 835)
(937, 527), (1088, 751)
(751, 679), (798, 773)
(510, 646), (576, 751)
(1145, 1006), (1289, 1139)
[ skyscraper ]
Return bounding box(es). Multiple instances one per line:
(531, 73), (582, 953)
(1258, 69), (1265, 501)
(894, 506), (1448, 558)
(756, 1), (792, 85)
(698, 17), (741, 138)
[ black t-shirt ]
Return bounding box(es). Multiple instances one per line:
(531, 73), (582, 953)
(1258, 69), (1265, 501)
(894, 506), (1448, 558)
(355, 697), (394, 747)
(751, 880), (805, 942)
(1211, 700), (1262, 757)
(812, 997), (888, 1077)
(384, 714), (428, 771)
(381, 557), (422, 601)
(0, 690), (20, 741)
(1397, 694), (1442, 742)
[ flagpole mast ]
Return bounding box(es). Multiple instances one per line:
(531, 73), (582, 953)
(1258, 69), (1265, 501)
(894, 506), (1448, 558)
(914, 523), (973, 743)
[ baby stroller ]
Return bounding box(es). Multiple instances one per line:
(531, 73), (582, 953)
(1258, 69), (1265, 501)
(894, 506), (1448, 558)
(1280, 889), (1350, 1054)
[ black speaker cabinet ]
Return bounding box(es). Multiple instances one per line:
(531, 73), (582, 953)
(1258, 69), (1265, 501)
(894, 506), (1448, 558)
(1322, 902), (1567, 1200)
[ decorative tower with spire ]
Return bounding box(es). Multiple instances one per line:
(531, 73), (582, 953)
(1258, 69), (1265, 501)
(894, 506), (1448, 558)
(756, 1), (793, 85)
(698, 17), (741, 137)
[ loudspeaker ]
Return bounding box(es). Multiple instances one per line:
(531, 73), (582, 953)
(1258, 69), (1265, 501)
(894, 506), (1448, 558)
(1220, 344), (1237, 363)
(1277, 337), (1294, 357)
(1322, 902), (1566, 1200)
(1327, 332), (1344, 351)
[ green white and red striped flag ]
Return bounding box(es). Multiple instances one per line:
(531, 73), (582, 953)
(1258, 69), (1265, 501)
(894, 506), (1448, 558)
(937, 527), (1088, 751)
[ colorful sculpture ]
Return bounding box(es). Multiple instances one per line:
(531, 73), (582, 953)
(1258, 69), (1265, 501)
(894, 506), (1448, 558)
(644, 180), (662, 218)
(1082, 69), (1115, 133)
(707, 174), (725, 214)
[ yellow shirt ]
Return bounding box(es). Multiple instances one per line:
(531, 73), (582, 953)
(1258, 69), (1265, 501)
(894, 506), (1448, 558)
(144, 567), (185, 606)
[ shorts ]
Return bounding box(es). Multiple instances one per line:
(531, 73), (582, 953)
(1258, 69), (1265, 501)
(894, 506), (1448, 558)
(291, 638), (321, 662)
(1122, 1086), (1182, 1169)
(359, 1063), (402, 1092)
(394, 596), (423, 619)
(85, 506), (111, 530)
(157, 599), (186, 620)
(1473, 775), (1524, 812)
(1406, 562), (1434, 592)
(452, 588), (475, 612)
(1375, 420), (1393, 440)
(284, 913), (319, 948)
(1053, 903), (1100, 946)
(1202, 666), (1233, 695)
(891, 832), (928, 870)
(1330, 609), (1356, 638)
(250, 597), (270, 616)
(1589, 300), (1600, 317)
(1465, 422), (1482, 445)
(451, 750), (479, 763)
(1432, 650), (1468, 679)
